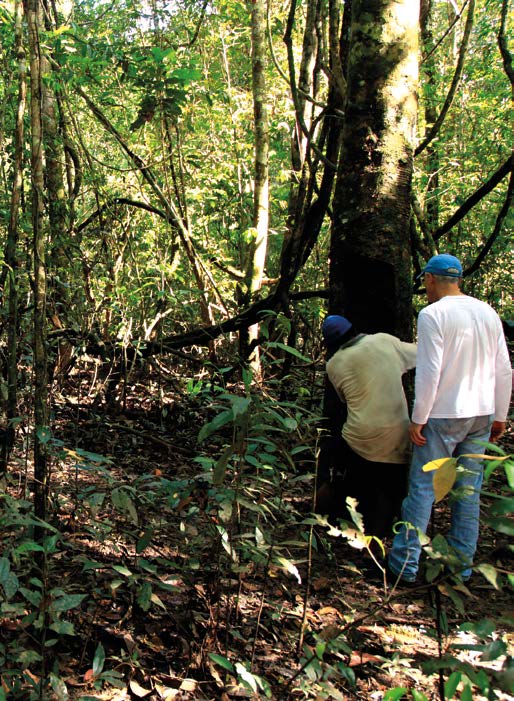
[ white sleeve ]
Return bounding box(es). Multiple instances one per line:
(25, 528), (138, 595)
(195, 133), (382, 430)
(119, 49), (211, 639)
(494, 328), (513, 421)
(411, 311), (443, 424)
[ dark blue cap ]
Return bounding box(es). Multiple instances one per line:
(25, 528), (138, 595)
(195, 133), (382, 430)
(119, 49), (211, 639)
(322, 315), (353, 346)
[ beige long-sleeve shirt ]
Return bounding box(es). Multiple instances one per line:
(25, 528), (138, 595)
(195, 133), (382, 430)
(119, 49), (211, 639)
(326, 333), (417, 464)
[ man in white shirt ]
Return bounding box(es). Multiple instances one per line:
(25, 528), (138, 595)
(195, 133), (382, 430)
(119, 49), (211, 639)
(388, 254), (512, 583)
(317, 315), (417, 535)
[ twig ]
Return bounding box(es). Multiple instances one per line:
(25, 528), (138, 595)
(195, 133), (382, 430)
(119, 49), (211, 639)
(106, 421), (192, 455)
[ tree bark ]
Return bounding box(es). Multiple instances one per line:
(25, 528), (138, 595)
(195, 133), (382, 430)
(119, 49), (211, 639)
(25, 0), (49, 529)
(245, 0), (270, 377)
(330, 0), (419, 341)
(2, 0), (26, 472)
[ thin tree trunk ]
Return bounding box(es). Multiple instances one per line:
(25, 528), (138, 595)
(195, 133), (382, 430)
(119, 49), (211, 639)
(75, 85), (216, 329)
(2, 0), (27, 472)
(25, 0), (49, 528)
(245, 0), (270, 377)
(420, 0), (440, 233)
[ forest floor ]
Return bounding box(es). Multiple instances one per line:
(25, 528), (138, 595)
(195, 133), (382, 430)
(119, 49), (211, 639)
(1, 355), (513, 701)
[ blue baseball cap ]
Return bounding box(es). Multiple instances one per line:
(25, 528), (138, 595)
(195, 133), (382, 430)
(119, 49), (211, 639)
(418, 253), (463, 278)
(322, 315), (353, 346)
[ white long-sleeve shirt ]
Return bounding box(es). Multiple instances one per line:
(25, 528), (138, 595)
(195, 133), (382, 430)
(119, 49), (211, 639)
(411, 295), (512, 425)
(326, 333), (417, 463)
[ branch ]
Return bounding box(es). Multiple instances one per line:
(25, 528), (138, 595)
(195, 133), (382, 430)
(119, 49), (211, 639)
(410, 193), (437, 257)
(434, 155), (512, 241)
(180, 0), (209, 48)
(463, 165), (514, 277)
(76, 197), (245, 282)
(282, 0), (337, 170)
(416, 0), (475, 157)
(420, 0), (469, 66)
(48, 287), (329, 360)
(76, 197), (170, 234)
(498, 0), (514, 88)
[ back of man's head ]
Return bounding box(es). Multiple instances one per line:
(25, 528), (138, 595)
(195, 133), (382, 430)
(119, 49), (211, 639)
(322, 315), (354, 349)
(418, 253), (462, 281)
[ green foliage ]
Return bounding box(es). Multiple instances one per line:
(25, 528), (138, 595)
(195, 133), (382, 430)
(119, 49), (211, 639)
(394, 448), (514, 700)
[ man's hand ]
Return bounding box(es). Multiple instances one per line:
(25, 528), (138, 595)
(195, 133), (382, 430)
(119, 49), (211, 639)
(490, 420), (506, 443)
(409, 422), (427, 447)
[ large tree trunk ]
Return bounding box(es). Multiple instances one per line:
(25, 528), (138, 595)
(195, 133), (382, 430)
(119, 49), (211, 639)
(319, 0), (420, 515)
(330, 0), (419, 341)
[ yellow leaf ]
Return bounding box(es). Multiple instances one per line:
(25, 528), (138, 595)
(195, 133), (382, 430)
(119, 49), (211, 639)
(461, 453), (509, 461)
(422, 457), (457, 473)
(432, 458), (458, 503)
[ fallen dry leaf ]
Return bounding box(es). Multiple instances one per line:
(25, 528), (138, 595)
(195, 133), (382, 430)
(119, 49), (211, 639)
(317, 606), (344, 618)
(129, 679), (153, 697)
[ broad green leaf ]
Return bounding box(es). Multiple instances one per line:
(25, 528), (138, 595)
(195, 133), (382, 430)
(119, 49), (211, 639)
(136, 581), (152, 612)
(20, 587), (42, 606)
(486, 516), (514, 537)
(92, 643), (105, 677)
(36, 426), (52, 444)
(81, 559), (104, 571)
(111, 488), (138, 525)
(267, 342), (310, 362)
(228, 395), (251, 418)
(51, 594), (87, 613)
(0, 559), (18, 600)
(49, 673), (69, 701)
(475, 563), (500, 589)
(411, 691), (428, 701)
(490, 496), (514, 515)
(50, 620), (75, 635)
(480, 638), (507, 661)
(484, 458), (505, 481)
(136, 528), (154, 554)
(209, 653), (235, 673)
(438, 582), (465, 615)
(19, 650), (43, 666)
(213, 444), (233, 486)
(505, 461), (514, 489)
(383, 690), (408, 701)
(0, 557), (10, 582)
(444, 671), (462, 698)
(283, 417), (298, 430)
(13, 541), (45, 555)
(461, 682), (473, 701)
(460, 619), (495, 637)
(112, 564), (132, 577)
(197, 409), (233, 443)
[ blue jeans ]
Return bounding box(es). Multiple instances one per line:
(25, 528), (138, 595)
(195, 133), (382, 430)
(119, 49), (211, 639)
(388, 415), (493, 582)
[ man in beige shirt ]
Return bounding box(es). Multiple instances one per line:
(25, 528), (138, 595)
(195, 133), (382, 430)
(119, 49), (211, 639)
(318, 315), (416, 536)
